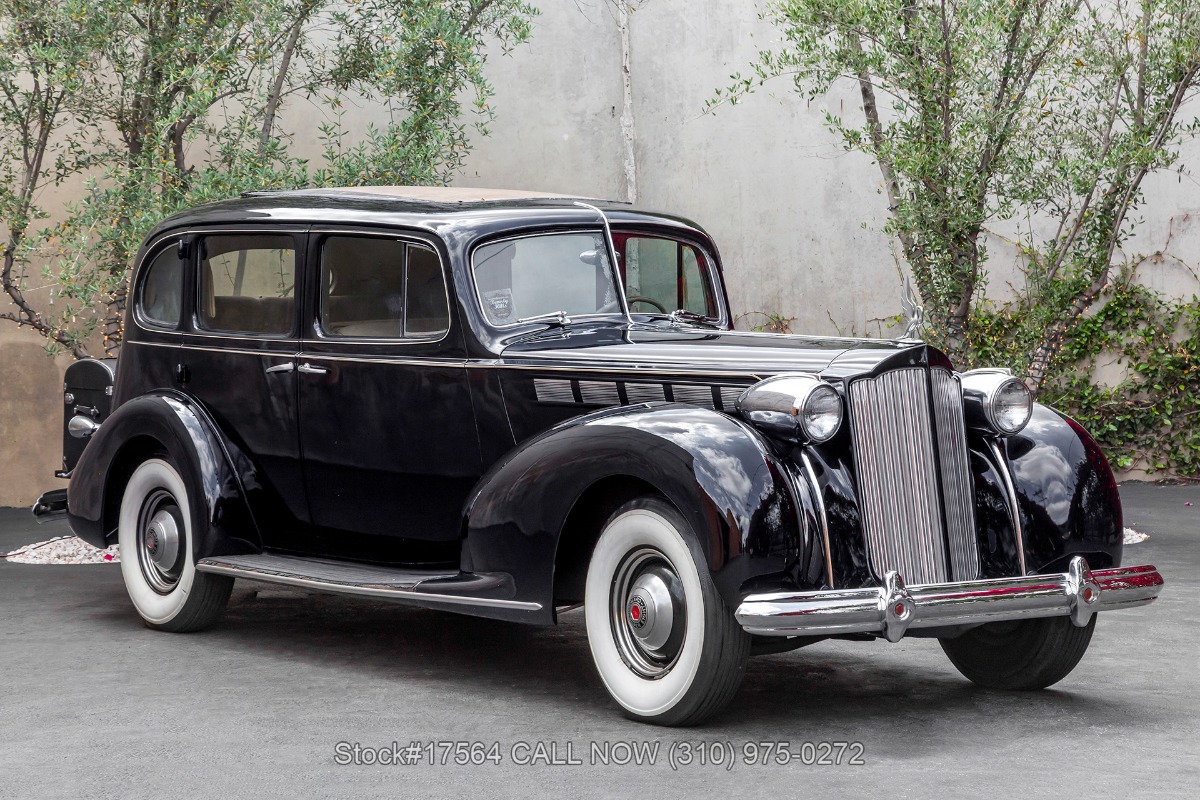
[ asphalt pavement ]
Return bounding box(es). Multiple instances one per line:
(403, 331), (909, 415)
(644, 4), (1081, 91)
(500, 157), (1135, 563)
(1, 482), (1196, 798)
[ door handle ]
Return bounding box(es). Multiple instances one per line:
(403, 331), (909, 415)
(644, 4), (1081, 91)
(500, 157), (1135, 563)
(297, 363), (329, 375)
(265, 363), (295, 374)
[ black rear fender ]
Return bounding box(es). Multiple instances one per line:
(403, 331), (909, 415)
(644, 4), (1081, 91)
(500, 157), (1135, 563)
(67, 393), (260, 559)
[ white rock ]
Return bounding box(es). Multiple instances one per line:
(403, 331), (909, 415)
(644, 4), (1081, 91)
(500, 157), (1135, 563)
(1122, 527), (1148, 544)
(4, 536), (121, 564)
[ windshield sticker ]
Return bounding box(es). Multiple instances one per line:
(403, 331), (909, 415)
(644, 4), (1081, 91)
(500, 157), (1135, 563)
(483, 289), (514, 323)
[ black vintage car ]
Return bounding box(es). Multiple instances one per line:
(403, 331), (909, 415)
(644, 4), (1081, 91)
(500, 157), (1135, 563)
(34, 186), (1163, 725)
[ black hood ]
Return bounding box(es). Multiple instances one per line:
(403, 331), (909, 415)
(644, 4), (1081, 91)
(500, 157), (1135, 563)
(499, 323), (937, 382)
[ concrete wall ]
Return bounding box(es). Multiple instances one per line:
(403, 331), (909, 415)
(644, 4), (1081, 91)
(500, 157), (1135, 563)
(462, 1), (1200, 323)
(2, 0), (1198, 505)
(0, 312), (72, 507)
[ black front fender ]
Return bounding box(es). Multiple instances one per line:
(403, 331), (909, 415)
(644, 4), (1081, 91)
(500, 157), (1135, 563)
(67, 392), (260, 560)
(1005, 404), (1123, 573)
(462, 403), (806, 620)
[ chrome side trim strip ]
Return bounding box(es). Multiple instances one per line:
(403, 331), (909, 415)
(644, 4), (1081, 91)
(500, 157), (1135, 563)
(989, 438), (1027, 576)
(735, 557), (1163, 640)
(195, 560), (543, 611)
(800, 451), (835, 589)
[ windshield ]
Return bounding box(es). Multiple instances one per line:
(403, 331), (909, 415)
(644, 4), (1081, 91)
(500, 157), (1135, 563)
(473, 232), (622, 326)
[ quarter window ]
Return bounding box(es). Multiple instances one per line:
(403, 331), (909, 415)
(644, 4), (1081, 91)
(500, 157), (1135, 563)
(320, 236), (449, 338)
(139, 245), (184, 327)
(198, 235), (296, 335)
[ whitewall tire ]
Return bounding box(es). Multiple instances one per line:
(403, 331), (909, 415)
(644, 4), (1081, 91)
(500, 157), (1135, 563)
(117, 457), (232, 632)
(584, 497), (750, 726)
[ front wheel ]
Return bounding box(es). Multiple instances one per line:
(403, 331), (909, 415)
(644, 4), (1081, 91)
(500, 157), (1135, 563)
(117, 457), (232, 632)
(584, 497), (750, 726)
(939, 615), (1096, 690)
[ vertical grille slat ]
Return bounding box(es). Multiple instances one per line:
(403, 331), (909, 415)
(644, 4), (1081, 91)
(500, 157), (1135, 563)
(849, 367), (972, 586)
(931, 368), (981, 580)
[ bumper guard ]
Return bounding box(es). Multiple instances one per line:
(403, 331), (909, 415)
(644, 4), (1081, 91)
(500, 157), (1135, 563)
(735, 556), (1164, 642)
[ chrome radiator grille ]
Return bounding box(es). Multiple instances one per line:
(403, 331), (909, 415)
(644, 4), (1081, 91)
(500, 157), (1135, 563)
(847, 367), (979, 585)
(930, 368), (980, 581)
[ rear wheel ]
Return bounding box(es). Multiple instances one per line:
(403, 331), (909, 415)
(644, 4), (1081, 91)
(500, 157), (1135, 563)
(939, 616), (1096, 690)
(117, 457), (232, 632)
(584, 497), (750, 726)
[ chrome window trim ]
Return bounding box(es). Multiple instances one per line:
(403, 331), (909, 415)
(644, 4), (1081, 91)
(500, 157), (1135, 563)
(466, 227), (730, 332)
(467, 227), (627, 331)
(193, 231), (301, 339)
(132, 239), (186, 332)
(614, 230), (729, 327)
(130, 227), (311, 339)
(310, 229), (452, 346)
(988, 438), (1028, 576)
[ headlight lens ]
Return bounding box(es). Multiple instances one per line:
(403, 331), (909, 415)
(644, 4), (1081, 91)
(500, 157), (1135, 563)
(993, 379), (1033, 434)
(960, 369), (1032, 435)
(736, 375), (843, 443)
(801, 384), (843, 442)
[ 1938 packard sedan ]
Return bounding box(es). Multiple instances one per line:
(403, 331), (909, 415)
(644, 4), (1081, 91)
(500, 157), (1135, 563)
(34, 186), (1164, 725)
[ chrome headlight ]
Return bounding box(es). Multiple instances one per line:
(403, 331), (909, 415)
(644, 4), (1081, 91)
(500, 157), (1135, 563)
(960, 369), (1032, 435)
(736, 375), (843, 443)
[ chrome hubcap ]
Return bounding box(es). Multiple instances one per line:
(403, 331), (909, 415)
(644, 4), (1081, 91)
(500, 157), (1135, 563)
(611, 548), (686, 678)
(136, 489), (185, 594)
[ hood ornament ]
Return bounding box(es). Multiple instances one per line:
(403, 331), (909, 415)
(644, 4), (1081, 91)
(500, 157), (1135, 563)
(898, 277), (925, 340)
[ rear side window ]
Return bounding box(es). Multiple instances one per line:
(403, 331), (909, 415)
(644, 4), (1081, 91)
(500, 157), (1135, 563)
(320, 236), (449, 339)
(139, 245), (184, 327)
(198, 235), (296, 335)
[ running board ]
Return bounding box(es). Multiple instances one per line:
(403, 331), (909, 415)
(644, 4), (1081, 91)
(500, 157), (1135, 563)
(196, 553), (541, 611)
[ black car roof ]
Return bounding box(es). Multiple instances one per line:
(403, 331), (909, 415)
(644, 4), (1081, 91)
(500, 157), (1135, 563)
(144, 186), (709, 243)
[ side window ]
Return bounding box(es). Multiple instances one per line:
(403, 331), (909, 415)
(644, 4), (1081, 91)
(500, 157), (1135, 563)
(198, 235), (296, 335)
(320, 235), (448, 339)
(620, 235), (716, 317)
(405, 244), (450, 336)
(139, 245), (184, 327)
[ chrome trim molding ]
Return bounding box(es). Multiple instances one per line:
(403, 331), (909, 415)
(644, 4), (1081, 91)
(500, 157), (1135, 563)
(534, 378), (576, 403)
(195, 559), (543, 611)
(624, 382), (666, 404)
(799, 451), (835, 589)
(671, 384), (714, 407)
(578, 379), (620, 405)
(989, 439), (1028, 576)
(735, 557), (1163, 640)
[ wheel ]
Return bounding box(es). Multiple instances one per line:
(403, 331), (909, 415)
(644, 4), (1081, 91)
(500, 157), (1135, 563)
(584, 497), (750, 725)
(939, 615), (1096, 690)
(627, 295), (668, 313)
(117, 457), (233, 632)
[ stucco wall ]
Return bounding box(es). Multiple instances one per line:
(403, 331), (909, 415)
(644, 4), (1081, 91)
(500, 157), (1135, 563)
(1, 0), (1198, 506)
(0, 318), (71, 507)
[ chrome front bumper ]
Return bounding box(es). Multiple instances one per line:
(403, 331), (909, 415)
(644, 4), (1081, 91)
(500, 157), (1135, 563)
(735, 556), (1164, 642)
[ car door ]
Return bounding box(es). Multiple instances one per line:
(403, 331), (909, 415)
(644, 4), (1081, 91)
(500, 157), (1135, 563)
(296, 228), (482, 565)
(179, 229), (307, 529)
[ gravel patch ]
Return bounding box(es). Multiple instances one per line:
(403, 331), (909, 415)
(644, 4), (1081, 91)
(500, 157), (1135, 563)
(3, 535), (120, 564)
(1123, 527), (1148, 544)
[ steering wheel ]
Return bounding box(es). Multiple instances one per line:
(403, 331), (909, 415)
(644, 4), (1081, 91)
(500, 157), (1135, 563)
(627, 295), (669, 313)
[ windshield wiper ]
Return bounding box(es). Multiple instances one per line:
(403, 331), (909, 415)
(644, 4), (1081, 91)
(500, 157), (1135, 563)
(668, 309), (716, 326)
(516, 310), (572, 326)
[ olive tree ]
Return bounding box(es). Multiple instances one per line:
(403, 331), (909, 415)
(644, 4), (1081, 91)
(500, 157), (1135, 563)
(1, 0), (538, 356)
(713, 0), (1200, 392)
